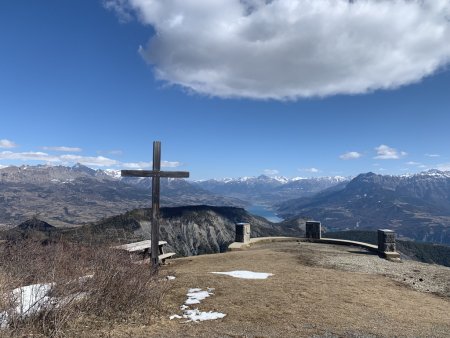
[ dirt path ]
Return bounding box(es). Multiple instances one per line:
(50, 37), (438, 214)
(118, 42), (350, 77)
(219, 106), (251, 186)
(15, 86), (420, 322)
(107, 242), (450, 337)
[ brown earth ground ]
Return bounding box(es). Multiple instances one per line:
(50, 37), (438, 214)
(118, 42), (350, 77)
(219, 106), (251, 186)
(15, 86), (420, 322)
(84, 241), (450, 338)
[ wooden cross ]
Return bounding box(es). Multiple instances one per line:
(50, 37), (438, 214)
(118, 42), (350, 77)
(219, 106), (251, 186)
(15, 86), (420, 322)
(121, 141), (189, 271)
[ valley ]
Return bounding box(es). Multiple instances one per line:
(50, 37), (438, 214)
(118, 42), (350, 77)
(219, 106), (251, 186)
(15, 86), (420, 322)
(1, 164), (450, 247)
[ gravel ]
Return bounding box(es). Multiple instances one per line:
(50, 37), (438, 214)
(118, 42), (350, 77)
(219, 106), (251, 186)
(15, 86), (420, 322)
(295, 242), (450, 298)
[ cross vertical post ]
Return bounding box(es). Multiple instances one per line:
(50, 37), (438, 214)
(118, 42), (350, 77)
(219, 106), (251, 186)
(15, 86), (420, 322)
(121, 141), (189, 273)
(151, 141), (161, 270)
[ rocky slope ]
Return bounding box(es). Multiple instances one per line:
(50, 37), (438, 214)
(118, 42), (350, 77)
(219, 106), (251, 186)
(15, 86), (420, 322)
(1, 205), (304, 256)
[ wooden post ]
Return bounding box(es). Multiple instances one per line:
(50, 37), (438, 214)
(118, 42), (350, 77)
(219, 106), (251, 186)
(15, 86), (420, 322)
(151, 141), (161, 271)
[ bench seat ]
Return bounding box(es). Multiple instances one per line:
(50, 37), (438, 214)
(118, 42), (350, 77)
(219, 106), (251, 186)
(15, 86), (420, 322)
(113, 240), (167, 252)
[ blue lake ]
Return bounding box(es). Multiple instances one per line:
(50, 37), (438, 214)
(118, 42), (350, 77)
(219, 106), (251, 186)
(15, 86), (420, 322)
(246, 205), (284, 223)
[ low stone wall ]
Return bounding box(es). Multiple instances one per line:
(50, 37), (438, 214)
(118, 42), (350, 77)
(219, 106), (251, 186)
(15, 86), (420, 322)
(230, 221), (401, 261)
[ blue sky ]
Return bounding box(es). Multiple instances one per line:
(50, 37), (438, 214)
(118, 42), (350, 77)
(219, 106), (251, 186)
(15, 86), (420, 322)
(1, 0), (450, 180)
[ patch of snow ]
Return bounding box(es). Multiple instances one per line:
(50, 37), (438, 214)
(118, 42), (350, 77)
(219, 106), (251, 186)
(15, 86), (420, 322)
(13, 283), (53, 317)
(104, 169), (122, 179)
(0, 313), (7, 329)
(1, 275), (94, 328)
(291, 176), (307, 181)
(183, 309), (226, 322)
(166, 275), (176, 280)
(272, 176), (289, 183)
(211, 270), (273, 280)
(0, 283), (53, 328)
(170, 287), (226, 323)
(185, 289), (212, 305)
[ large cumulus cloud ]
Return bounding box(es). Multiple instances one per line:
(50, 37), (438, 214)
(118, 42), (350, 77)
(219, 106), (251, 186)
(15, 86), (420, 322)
(107, 0), (450, 99)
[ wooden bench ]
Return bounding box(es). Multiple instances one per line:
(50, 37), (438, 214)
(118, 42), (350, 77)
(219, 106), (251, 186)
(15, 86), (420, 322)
(113, 240), (176, 264)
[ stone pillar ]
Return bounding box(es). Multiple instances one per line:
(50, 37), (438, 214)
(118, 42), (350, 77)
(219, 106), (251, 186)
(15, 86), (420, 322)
(306, 221), (321, 239)
(377, 229), (396, 252)
(235, 223), (251, 243)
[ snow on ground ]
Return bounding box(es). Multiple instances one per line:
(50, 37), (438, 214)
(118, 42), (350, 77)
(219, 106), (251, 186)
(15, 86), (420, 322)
(0, 275), (93, 328)
(183, 309), (226, 322)
(211, 270), (273, 279)
(185, 288), (211, 305)
(13, 283), (53, 316)
(0, 283), (53, 328)
(170, 287), (226, 323)
(166, 276), (176, 280)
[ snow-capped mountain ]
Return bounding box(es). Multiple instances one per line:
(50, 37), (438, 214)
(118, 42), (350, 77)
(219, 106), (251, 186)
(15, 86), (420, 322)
(276, 170), (450, 245)
(193, 174), (350, 205)
(0, 164), (244, 228)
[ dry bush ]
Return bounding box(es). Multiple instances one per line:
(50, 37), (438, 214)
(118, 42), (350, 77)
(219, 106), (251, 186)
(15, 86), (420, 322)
(0, 239), (172, 337)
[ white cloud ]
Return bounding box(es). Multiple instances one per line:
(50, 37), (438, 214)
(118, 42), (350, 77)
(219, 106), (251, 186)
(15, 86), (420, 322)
(106, 0), (450, 100)
(374, 145), (407, 160)
(300, 167), (320, 173)
(425, 153), (440, 158)
(0, 139), (18, 148)
(122, 161), (152, 169)
(0, 151), (118, 167)
(103, 0), (134, 22)
(0, 149), (181, 169)
(43, 146), (82, 152)
(263, 169), (279, 176)
(107, 160), (181, 169)
(406, 161), (421, 166)
(60, 155), (118, 167)
(0, 151), (60, 162)
(339, 151), (362, 160)
(161, 161), (181, 168)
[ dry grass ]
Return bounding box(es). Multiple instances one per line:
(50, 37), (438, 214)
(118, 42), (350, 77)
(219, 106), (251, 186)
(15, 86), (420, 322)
(0, 239), (172, 337)
(133, 241), (450, 338)
(2, 240), (449, 337)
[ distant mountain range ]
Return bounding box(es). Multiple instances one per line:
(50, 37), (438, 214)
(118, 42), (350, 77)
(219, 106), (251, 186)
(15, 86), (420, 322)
(193, 175), (349, 205)
(3, 164), (450, 246)
(276, 170), (450, 245)
(0, 164), (244, 228)
(0, 164), (348, 228)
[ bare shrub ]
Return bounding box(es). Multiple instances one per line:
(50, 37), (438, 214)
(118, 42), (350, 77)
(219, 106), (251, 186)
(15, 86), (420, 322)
(0, 239), (172, 337)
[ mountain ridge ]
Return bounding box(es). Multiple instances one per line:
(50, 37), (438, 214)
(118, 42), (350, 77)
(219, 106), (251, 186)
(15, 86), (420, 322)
(0, 164), (245, 228)
(276, 170), (450, 245)
(1, 205), (305, 256)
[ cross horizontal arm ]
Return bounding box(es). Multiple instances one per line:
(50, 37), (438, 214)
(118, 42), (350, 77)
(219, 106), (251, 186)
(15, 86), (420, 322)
(121, 170), (189, 178)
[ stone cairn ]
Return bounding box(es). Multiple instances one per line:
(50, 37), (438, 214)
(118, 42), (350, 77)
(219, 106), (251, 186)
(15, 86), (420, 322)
(235, 222), (251, 244)
(377, 229), (401, 261)
(305, 221), (321, 239)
